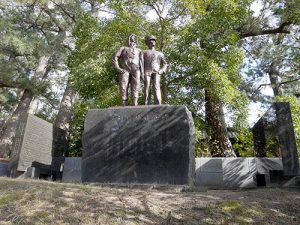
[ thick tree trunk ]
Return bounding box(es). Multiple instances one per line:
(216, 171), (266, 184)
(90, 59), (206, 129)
(269, 62), (282, 97)
(0, 56), (50, 158)
(0, 89), (33, 157)
(205, 90), (236, 157)
(54, 80), (74, 130)
(53, 80), (75, 157)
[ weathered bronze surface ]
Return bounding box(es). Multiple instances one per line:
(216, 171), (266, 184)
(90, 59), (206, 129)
(112, 34), (143, 106)
(143, 36), (168, 105)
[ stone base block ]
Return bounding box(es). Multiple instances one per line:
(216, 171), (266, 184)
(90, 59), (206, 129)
(82, 105), (195, 185)
(25, 167), (40, 179)
(0, 160), (8, 177)
(62, 157), (82, 183)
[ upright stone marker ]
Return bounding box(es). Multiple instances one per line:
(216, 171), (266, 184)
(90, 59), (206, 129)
(252, 102), (299, 176)
(62, 157), (82, 183)
(82, 105), (195, 185)
(8, 114), (67, 178)
(275, 102), (299, 176)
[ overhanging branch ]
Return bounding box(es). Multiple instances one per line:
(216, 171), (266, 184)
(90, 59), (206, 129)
(51, 0), (76, 23)
(241, 22), (292, 38)
(252, 76), (300, 94)
(0, 80), (19, 89)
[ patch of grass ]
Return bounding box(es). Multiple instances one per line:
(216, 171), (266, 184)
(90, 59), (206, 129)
(0, 193), (22, 206)
(223, 216), (252, 225)
(219, 200), (243, 213)
(245, 207), (263, 217)
(217, 201), (265, 225)
(29, 211), (51, 223)
(77, 184), (93, 193)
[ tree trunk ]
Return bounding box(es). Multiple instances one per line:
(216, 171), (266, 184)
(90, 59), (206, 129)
(0, 89), (33, 157)
(0, 56), (51, 158)
(53, 80), (75, 157)
(161, 75), (168, 104)
(205, 90), (236, 157)
(28, 97), (40, 114)
(269, 62), (282, 97)
(54, 80), (75, 130)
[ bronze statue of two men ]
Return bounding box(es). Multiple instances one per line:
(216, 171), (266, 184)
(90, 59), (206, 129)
(112, 34), (168, 106)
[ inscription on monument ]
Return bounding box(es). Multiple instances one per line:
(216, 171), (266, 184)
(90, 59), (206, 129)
(82, 105), (195, 185)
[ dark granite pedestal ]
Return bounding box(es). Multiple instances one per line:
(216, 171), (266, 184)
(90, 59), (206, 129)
(82, 105), (195, 185)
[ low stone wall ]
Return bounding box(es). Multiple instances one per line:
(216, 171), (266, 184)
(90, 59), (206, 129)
(195, 157), (283, 188)
(62, 157), (289, 188)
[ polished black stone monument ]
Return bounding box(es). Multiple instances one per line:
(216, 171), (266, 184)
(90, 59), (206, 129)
(252, 102), (299, 176)
(82, 105), (195, 185)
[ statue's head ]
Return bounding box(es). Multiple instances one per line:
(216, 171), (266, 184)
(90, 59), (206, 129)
(128, 34), (137, 47)
(145, 35), (157, 48)
(145, 35), (157, 43)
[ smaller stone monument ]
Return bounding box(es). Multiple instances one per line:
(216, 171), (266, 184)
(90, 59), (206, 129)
(62, 157), (82, 183)
(8, 113), (67, 178)
(252, 102), (299, 176)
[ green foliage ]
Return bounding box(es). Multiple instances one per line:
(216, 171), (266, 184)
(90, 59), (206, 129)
(232, 128), (254, 157)
(68, 102), (87, 156)
(67, 0), (256, 156)
(194, 117), (210, 157)
(265, 136), (281, 157)
(0, 0), (79, 122)
(2, 0), (297, 157)
(0, 90), (19, 120)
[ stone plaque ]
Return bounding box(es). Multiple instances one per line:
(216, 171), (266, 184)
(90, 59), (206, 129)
(82, 105), (195, 185)
(62, 157), (82, 183)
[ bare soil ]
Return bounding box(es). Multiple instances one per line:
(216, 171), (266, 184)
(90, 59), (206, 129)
(0, 177), (299, 224)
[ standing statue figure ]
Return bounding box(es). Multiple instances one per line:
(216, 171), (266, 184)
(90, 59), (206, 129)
(112, 34), (143, 106)
(143, 35), (168, 105)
